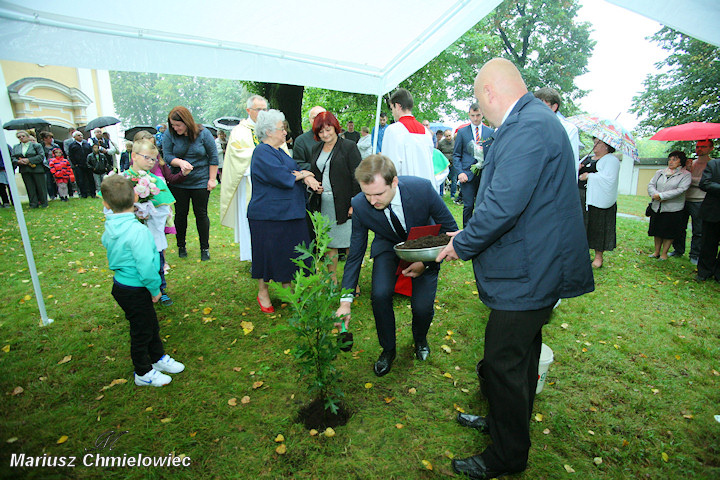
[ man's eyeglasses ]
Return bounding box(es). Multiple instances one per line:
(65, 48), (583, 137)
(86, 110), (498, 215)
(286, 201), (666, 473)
(249, 107), (268, 112)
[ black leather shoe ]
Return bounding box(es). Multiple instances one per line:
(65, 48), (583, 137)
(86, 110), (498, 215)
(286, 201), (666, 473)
(178, 246), (187, 258)
(373, 349), (396, 377)
(452, 455), (509, 480)
(456, 413), (489, 433)
(667, 251), (682, 257)
(415, 340), (430, 361)
(200, 249), (210, 261)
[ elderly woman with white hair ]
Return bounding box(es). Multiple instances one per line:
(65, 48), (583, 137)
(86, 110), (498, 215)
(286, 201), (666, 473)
(247, 109), (322, 313)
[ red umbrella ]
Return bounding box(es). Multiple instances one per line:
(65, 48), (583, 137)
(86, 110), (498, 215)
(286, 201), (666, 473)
(650, 122), (720, 141)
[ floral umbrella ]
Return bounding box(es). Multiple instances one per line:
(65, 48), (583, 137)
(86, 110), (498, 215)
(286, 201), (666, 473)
(566, 114), (638, 160)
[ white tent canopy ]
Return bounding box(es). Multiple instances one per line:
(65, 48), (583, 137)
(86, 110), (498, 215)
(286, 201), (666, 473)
(0, 0), (502, 96)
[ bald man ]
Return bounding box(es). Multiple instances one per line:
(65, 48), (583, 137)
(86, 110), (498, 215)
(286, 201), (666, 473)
(293, 106), (326, 170)
(437, 58), (594, 479)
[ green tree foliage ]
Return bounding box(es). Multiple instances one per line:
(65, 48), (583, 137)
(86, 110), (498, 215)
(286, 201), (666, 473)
(110, 72), (247, 126)
(631, 27), (720, 137)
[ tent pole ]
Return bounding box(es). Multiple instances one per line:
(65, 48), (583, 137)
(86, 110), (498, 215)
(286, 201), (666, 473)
(372, 94), (383, 153)
(0, 120), (53, 327)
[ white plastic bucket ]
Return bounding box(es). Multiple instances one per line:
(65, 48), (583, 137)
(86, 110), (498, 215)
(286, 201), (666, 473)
(536, 343), (554, 394)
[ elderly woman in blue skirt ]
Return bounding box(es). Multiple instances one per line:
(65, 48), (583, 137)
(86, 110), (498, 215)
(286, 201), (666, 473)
(248, 109), (322, 313)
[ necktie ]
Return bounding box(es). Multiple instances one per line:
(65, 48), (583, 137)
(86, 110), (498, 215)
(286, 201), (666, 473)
(475, 126), (480, 144)
(388, 205), (407, 240)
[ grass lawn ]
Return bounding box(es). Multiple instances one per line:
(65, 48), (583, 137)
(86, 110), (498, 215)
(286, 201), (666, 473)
(1, 192), (719, 479)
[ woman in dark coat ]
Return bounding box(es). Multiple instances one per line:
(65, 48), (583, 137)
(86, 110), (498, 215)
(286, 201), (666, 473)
(247, 109), (321, 313)
(309, 111), (362, 280)
(11, 130), (48, 208)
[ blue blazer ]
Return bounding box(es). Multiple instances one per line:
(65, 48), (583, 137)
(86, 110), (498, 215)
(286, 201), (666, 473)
(247, 143), (307, 221)
(453, 93), (594, 311)
(341, 176), (458, 291)
(452, 123), (494, 181)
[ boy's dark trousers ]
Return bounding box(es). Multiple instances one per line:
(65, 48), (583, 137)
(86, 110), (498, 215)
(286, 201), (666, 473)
(111, 281), (164, 375)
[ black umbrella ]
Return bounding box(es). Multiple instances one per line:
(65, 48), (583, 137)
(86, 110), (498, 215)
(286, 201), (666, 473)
(3, 117), (51, 131)
(213, 116), (242, 130)
(124, 125), (157, 141)
(85, 116), (121, 131)
(203, 124), (218, 136)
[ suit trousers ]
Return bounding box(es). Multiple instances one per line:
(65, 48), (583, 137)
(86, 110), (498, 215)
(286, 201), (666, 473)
(20, 171), (48, 207)
(481, 305), (553, 473)
(672, 200), (702, 259)
(698, 219), (720, 281)
(460, 174), (480, 228)
(111, 282), (164, 376)
(370, 250), (439, 351)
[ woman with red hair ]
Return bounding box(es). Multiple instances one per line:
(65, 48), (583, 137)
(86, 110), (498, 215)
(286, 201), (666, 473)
(309, 111), (362, 280)
(162, 106), (218, 261)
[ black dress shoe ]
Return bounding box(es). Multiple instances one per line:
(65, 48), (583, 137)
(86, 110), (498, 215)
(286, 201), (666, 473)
(456, 413), (489, 433)
(373, 349), (396, 377)
(200, 249), (210, 261)
(415, 340), (430, 361)
(178, 246), (187, 258)
(452, 455), (509, 480)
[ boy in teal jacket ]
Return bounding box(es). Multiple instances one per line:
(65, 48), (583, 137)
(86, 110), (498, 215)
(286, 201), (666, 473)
(101, 175), (185, 387)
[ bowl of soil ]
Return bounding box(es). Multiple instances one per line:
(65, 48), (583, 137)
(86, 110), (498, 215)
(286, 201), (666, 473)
(394, 234), (451, 262)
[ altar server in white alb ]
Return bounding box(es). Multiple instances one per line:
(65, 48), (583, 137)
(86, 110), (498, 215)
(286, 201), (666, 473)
(381, 88), (436, 188)
(220, 95), (269, 261)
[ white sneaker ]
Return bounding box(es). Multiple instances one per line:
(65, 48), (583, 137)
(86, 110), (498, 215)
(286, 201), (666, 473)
(152, 354), (185, 374)
(134, 369), (172, 387)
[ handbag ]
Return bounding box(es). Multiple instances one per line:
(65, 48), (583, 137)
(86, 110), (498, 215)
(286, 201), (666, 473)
(307, 149), (332, 212)
(645, 202), (653, 216)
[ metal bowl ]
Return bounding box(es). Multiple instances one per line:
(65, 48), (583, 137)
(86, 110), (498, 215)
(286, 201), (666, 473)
(393, 242), (445, 262)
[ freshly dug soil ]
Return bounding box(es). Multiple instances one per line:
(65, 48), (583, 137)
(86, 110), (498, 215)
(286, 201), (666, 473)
(298, 398), (351, 429)
(397, 234), (451, 249)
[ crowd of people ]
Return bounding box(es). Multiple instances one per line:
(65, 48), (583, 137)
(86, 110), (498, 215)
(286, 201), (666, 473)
(3, 56), (719, 480)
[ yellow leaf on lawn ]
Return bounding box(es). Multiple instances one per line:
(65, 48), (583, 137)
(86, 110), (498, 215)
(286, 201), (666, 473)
(228, 398), (237, 406)
(682, 414), (693, 419)
(57, 435), (68, 444)
(202, 317), (214, 323)
(582, 347), (588, 352)
(564, 464), (575, 473)
(324, 427), (335, 437)
(589, 406), (597, 412)
(190, 432), (197, 437)
(1, 345), (9, 353)
(253, 381), (264, 389)
(101, 378), (127, 390)
(661, 452), (669, 462)
(614, 344), (620, 349)
(160, 418), (172, 423)
(7, 437), (18, 444)
(275, 444), (287, 455)
(422, 459), (433, 470)
(446, 330), (453, 335)
(274, 434), (285, 443)
(233, 367), (242, 372)
(241, 321), (254, 335)
(284, 349), (291, 355)
(364, 383), (373, 389)
(443, 372), (453, 379)
(241, 396), (250, 404)
(384, 397), (395, 404)
(543, 428), (550, 435)
(395, 423), (404, 429)
(309, 429), (318, 436)
(593, 457), (603, 465)
(441, 345), (452, 353)
(622, 440), (630, 447)
(454, 404), (465, 413)
(202, 307), (212, 314)
(534, 414), (543, 422)
(23, 295), (31, 301)
(145, 406), (153, 412)
(95, 395), (104, 401)
(444, 450), (454, 459)
(408, 387), (417, 394)
(12, 386), (23, 396)
(58, 355), (72, 365)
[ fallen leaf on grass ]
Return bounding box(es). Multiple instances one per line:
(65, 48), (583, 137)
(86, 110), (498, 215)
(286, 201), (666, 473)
(202, 307), (212, 314)
(395, 424), (404, 429)
(23, 294), (31, 301)
(283, 349), (291, 355)
(190, 432), (197, 437)
(454, 404), (465, 413)
(1, 345), (9, 353)
(228, 398), (237, 406)
(622, 440), (630, 447)
(441, 345), (452, 353)
(202, 317), (214, 324)
(421, 459), (433, 470)
(444, 450), (454, 459)
(443, 372), (453, 379)
(101, 378), (127, 390)
(12, 386), (23, 396)
(95, 395), (104, 401)
(57, 435), (68, 444)
(7, 437), (18, 443)
(233, 367), (242, 372)
(241, 396), (250, 404)
(364, 383), (373, 389)
(252, 381), (264, 389)
(324, 427), (335, 437)
(274, 434), (285, 442)
(241, 321), (254, 335)
(57, 355), (72, 364)
(275, 444), (287, 455)
(560, 323), (569, 329)
(309, 429), (318, 436)
(534, 414), (543, 422)
(593, 457), (603, 465)
(160, 418), (172, 423)
(651, 388), (660, 394)
(564, 464), (575, 473)
(588, 430), (595, 435)
(384, 397), (394, 404)
(543, 428), (550, 434)
(661, 452), (669, 462)
(145, 407), (152, 412)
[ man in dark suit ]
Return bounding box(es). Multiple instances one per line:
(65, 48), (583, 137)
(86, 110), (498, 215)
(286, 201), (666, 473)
(697, 155), (720, 282)
(292, 106), (325, 170)
(453, 103), (494, 227)
(336, 154), (458, 377)
(437, 58), (595, 479)
(67, 130), (94, 198)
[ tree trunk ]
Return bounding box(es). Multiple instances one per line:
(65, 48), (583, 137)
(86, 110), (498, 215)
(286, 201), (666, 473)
(261, 83), (304, 141)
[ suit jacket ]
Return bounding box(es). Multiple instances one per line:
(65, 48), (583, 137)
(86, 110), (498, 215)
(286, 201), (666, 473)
(68, 140), (92, 168)
(453, 92), (594, 311)
(452, 123), (494, 181)
(11, 142), (45, 174)
(292, 130), (319, 171)
(309, 137), (362, 225)
(699, 158), (720, 222)
(341, 176), (458, 292)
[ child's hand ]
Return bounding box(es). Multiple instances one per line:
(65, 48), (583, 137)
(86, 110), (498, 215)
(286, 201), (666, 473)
(152, 293), (161, 303)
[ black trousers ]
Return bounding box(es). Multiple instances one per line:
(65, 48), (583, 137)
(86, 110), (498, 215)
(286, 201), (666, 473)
(0, 182), (10, 204)
(481, 305), (553, 473)
(460, 175), (480, 228)
(45, 169), (58, 199)
(111, 283), (164, 376)
(170, 186), (210, 250)
(698, 219), (720, 281)
(370, 250), (439, 351)
(20, 171), (48, 207)
(73, 166), (94, 198)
